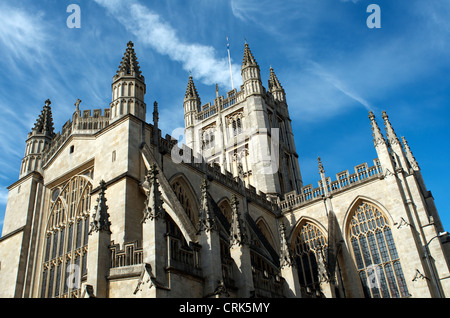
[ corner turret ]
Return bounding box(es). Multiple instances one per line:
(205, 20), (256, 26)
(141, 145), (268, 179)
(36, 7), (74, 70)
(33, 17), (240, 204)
(20, 99), (55, 177)
(184, 75), (201, 149)
(110, 41), (146, 122)
(241, 42), (263, 97)
(268, 67), (286, 104)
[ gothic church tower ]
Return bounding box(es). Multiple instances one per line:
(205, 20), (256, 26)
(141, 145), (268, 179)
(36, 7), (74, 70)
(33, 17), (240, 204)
(183, 42), (302, 198)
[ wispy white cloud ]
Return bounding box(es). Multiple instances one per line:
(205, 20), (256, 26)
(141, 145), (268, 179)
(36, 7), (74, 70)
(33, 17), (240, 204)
(94, 0), (241, 90)
(308, 61), (372, 111)
(0, 3), (49, 69)
(230, 0), (317, 37)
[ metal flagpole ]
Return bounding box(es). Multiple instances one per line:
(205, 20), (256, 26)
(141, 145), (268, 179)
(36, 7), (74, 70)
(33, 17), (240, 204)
(227, 36), (234, 90)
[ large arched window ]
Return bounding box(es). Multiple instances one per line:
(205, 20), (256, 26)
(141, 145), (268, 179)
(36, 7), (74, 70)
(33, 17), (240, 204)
(40, 173), (92, 298)
(291, 221), (328, 296)
(348, 200), (409, 298)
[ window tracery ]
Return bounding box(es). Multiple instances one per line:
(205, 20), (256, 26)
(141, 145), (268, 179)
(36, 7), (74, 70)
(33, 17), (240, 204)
(227, 112), (243, 137)
(171, 177), (198, 228)
(348, 201), (409, 298)
(40, 172), (92, 298)
(292, 222), (328, 296)
(202, 126), (216, 150)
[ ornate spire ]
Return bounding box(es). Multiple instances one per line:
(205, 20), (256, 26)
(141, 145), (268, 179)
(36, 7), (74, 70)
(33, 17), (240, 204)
(381, 111), (400, 146)
(401, 136), (420, 170)
(368, 111), (386, 147)
(279, 223), (294, 268)
(318, 156), (325, 174)
(89, 180), (111, 234)
(184, 75), (200, 101)
(268, 67), (284, 92)
(197, 179), (216, 233)
(229, 194), (248, 247)
(115, 41), (143, 79)
(242, 42), (258, 68)
(32, 99), (55, 137)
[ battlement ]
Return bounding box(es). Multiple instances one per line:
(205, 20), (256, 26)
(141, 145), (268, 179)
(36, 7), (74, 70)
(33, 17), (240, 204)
(195, 83), (283, 123)
(73, 108), (110, 132)
(196, 88), (244, 121)
(279, 159), (382, 212)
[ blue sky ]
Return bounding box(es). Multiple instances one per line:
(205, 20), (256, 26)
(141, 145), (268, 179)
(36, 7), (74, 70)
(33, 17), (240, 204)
(1, 0), (450, 234)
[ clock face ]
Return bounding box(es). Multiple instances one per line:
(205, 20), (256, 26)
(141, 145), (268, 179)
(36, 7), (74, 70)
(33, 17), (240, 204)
(51, 188), (60, 202)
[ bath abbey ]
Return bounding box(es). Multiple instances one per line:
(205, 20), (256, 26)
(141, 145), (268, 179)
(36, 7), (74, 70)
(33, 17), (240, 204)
(0, 41), (449, 298)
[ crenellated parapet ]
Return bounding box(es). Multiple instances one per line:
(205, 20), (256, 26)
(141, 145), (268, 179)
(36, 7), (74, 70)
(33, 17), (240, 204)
(279, 159), (382, 212)
(196, 89), (244, 121)
(73, 108), (110, 133)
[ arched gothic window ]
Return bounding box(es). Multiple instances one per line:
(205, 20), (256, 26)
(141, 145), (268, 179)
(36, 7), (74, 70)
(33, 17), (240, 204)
(202, 127), (216, 150)
(256, 219), (276, 249)
(171, 177), (198, 228)
(218, 200), (233, 225)
(40, 173), (92, 298)
(348, 201), (409, 298)
(292, 222), (328, 296)
(227, 112), (243, 137)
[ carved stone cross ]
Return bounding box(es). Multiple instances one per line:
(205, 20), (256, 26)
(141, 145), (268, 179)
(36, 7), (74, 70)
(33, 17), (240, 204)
(75, 99), (82, 111)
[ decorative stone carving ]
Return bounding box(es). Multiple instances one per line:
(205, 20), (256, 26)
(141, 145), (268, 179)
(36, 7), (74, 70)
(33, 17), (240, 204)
(133, 263), (166, 294)
(75, 99), (81, 112)
(197, 179), (216, 233)
(89, 180), (111, 234)
(204, 280), (230, 298)
(229, 194), (248, 247)
(142, 164), (165, 223)
(279, 223), (294, 269)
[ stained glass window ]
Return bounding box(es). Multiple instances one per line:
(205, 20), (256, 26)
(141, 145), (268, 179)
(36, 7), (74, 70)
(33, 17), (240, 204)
(292, 222), (328, 296)
(40, 173), (92, 298)
(348, 201), (409, 298)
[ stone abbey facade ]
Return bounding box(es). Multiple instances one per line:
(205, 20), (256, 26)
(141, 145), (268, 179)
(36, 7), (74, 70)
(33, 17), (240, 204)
(1, 41), (449, 298)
